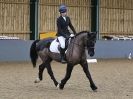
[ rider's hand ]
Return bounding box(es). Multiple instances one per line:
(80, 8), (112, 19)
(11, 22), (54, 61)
(70, 34), (75, 38)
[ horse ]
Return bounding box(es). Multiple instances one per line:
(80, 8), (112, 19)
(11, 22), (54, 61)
(30, 31), (97, 91)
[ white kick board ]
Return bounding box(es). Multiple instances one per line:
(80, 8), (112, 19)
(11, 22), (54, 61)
(87, 59), (97, 63)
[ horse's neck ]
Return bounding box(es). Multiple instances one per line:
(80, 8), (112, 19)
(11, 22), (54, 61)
(67, 33), (87, 54)
(74, 33), (87, 46)
(66, 34), (87, 63)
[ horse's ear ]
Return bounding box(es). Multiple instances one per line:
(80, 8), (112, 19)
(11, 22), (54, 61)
(90, 32), (97, 37)
(90, 32), (96, 35)
(87, 32), (92, 39)
(87, 31), (97, 38)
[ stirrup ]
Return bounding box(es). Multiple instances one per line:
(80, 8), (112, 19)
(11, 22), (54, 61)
(60, 57), (66, 63)
(61, 60), (66, 63)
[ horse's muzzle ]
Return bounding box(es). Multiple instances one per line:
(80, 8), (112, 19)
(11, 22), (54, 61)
(88, 50), (95, 57)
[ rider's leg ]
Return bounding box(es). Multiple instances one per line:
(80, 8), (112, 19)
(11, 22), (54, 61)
(60, 47), (66, 62)
(58, 36), (66, 63)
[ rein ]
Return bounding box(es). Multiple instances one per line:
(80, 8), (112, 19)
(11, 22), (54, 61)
(69, 37), (95, 49)
(68, 37), (85, 48)
(71, 37), (94, 48)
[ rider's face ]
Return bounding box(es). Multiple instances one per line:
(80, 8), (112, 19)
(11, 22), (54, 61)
(61, 12), (67, 16)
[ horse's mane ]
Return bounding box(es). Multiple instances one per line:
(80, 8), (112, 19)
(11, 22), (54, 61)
(75, 31), (89, 37)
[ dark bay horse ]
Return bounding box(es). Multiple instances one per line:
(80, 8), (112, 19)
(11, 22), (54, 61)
(30, 31), (97, 91)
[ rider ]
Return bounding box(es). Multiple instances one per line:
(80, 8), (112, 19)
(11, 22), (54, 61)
(56, 4), (76, 63)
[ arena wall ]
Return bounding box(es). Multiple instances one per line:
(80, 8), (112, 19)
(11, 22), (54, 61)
(100, 0), (133, 37)
(1, 0), (133, 40)
(39, 0), (91, 33)
(0, 40), (33, 61)
(0, 0), (31, 40)
(92, 40), (133, 59)
(0, 40), (132, 61)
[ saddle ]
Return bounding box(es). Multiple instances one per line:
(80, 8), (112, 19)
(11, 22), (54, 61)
(49, 37), (73, 53)
(36, 38), (54, 51)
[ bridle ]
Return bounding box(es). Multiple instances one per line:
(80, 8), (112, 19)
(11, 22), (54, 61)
(68, 33), (96, 50)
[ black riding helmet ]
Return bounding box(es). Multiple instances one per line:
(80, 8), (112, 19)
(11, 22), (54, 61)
(59, 4), (67, 13)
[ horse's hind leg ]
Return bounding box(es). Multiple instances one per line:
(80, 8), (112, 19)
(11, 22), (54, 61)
(59, 64), (74, 90)
(46, 63), (58, 87)
(34, 63), (46, 83)
(80, 60), (97, 91)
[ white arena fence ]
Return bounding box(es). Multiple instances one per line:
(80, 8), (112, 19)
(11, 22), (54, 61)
(0, 36), (19, 40)
(102, 35), (133, 40)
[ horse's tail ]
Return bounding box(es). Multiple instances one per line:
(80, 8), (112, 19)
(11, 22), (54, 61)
(30, 40), (40, 68)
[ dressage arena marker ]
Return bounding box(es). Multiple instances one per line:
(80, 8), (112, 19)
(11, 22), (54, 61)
(87, 59), (97, 63)
(128, 53), (132, 59)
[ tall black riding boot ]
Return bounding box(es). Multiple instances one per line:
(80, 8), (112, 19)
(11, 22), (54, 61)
(60, 48), (66, 63)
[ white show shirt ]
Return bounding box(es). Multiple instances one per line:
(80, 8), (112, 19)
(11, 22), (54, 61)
(62, 16), (66, 21)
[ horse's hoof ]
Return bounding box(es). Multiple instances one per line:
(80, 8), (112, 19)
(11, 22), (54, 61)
(91, 85), (98, 91)
(55, 82), (59, 87)
(59, 87), (64, 90)
(34, 78), (41, 83)
(59, 84), (64, 90)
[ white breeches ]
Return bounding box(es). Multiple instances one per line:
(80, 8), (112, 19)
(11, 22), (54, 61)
(58, 36), (66, 49)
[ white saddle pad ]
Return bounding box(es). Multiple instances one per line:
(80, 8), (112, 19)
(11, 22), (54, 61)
(49, 38), (60, 53)
(49, 38), (72, 53)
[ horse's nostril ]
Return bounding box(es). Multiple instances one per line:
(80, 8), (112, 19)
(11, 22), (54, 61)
(88, 51), (95, 57)
(90, 53), (94, 57)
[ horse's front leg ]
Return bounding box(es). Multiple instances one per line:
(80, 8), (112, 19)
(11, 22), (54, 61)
(59, 64), (74, 90)
(80, 60), (97, 91)
(34, 63), (46, 83)
(46, 63), (59, 87)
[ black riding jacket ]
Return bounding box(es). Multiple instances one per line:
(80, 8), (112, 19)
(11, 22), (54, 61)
(56, 16), (76, 38)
